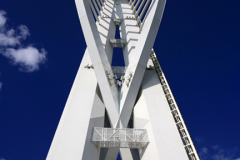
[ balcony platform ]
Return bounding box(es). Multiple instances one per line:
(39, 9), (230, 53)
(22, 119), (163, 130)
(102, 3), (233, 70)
(92, 128), (149, 148)
(109, 39), (127, 48)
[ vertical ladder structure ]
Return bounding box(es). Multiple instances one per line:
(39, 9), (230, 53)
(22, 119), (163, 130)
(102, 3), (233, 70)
(46, 0), (200, 159)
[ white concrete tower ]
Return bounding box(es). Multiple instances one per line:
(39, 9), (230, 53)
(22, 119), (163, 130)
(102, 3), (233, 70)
(46, 0), (200, 159)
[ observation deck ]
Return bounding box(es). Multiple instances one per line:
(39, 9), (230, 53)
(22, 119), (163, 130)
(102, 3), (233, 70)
(92, 128), (149, 148)
(109, 39), (127, 48)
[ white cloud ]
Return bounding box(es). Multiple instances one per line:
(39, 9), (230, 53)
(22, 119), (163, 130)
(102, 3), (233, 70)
(212, 145), (221, 150)
(2, 47), (47, 72)
(0, 32), (20, 46)
(212, 153), (232, 160)
(212, 146), (240, 160)
(0, 158), (6, 160)
(201, 147), (208, 154)
(198, 144), (240, 160)
(17, 25), (30, 39)
(199, 147), (209, 160)
(0, 10), (7, 28)
(196, 136), (205, 144)
(0, 10), (47, 72)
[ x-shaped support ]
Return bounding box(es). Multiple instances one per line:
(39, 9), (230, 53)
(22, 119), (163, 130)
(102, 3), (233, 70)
(76, 0), (166, 129)
(75, 0), (166, 159)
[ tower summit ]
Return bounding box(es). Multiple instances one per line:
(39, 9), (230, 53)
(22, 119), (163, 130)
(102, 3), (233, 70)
(46, 0), (200, 159)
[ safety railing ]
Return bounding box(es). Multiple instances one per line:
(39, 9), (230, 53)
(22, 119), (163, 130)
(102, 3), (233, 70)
(92, 128), (149, 148)
(109, 39), (127, 48)
(111, 66), (126, 78)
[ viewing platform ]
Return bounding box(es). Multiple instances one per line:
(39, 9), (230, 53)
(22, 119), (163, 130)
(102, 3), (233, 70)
(109, 39), (127, 48)
(92, 128), (149, 148)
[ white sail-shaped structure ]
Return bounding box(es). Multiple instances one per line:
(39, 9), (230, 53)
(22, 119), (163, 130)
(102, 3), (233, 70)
(46, 0), (200, 159)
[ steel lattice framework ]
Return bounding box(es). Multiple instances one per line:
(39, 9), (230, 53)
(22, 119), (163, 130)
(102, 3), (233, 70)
(46, 0), (200, 159)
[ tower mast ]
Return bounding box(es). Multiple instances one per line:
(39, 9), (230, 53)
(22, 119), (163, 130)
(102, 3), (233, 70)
(46, 0), (200, 159)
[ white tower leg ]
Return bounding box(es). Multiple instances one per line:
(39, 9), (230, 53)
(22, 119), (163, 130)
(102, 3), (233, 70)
(134, 61), (189, 159)
(46, 50), (105, 160)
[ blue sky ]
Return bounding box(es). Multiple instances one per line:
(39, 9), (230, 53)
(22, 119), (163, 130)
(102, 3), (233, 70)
(0, 0), (239, 160)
